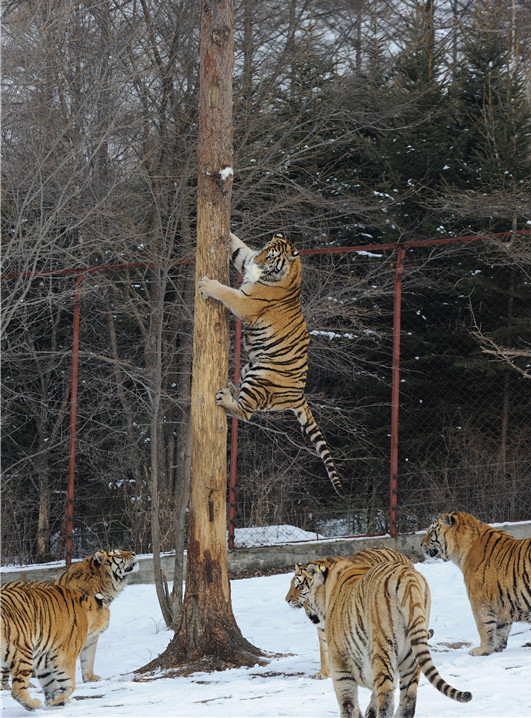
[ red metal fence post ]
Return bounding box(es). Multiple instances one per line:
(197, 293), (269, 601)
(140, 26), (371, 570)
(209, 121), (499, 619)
(389, 247), (406, 539)
(66, 272), (84, 565)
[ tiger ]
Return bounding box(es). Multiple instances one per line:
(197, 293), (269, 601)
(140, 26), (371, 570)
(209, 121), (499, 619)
(304, 557), (472, 718)
(285, 548), (413, 679)
(53, 549), (138, 682)
(0, 581), (109, 711)
(421, 511), (531, 656)
(197, 231), (342, 495)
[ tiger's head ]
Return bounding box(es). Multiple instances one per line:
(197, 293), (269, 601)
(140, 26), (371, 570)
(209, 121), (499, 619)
(247, 233), (301, 286)
(422, 511), (486, 566)
(421, 513), (459, 561)
(95, 549), (139, 583)
(285, 557), (337, 612)
(285, 562), (312, 609)
(56, 549), (138, 603)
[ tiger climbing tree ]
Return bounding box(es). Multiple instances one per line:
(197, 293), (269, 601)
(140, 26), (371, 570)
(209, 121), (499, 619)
(137, 0), (266, 674)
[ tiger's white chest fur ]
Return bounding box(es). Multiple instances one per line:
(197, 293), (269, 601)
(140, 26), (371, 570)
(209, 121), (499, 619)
(245, 261), (262, 284)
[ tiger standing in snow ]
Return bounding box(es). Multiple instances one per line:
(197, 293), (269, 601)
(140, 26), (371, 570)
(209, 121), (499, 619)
(304, 556), (472, 718)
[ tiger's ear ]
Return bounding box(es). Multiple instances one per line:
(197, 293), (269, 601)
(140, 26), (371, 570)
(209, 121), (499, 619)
(307, 563), (328, 580)
(93, 551), (105, 566)
(306, 563), (318, 577)
(94, 593), (107, 607)
(441, 513), (456, 526)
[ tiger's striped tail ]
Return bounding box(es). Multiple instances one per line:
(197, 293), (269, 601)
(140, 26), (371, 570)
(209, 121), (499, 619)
(402, 583), (472, 704)
(293, 401), (343, 495)
(413, 638), (472, 703)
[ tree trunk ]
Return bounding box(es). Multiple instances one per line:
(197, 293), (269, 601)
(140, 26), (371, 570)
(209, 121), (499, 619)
(137, 0), (265, 674)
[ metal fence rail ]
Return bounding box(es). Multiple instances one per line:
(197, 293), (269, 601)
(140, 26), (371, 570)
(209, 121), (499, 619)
(2, 231), (530, 564)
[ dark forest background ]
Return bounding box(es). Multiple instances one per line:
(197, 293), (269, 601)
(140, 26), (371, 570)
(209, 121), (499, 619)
(2, 0), (530, 564)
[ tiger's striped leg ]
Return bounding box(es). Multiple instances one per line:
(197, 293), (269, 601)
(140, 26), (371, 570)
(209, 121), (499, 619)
(493, 622), (512, 652)
(1, 666), (10, 690)
(364, 692), (378, 718)
(43, 658), (75, 707)
(215, 373), (265, 421)
(370, 649), (396, 718)
(229, 232), (254, 273)
(197, 278), (256, 324)
(469, 601), (497, 655)
(329, 650), (362, 718)
(36, 663), (60, 706)
(311, 626), (330, 680)
(80, 635), (101, 682)
(396, 658), (420, 718)
(9, 653), (42, 711)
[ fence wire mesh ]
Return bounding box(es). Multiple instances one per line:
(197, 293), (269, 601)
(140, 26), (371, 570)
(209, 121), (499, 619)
(2, 236), (530, 563)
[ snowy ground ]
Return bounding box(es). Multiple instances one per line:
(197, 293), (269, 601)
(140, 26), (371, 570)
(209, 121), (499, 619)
(2, 560), (530, 718)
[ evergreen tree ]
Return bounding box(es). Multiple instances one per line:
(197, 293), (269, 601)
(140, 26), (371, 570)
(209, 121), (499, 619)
(449, 0), (531, 211)
(377, 1), (456, 239)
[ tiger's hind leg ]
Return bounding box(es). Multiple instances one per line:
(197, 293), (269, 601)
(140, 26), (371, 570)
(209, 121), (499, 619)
(493, 622), (512, 653)
(9, 652), (42, 711)
(395, 655), (420, 718)
(215, 387), (254, 420)
(364, 692), (378, 718)
(1, 666), (10, 690)
(469, 601), (497, 655)
(329, 652), (362, 718)
(216, 370), (266, 421)
(370, 649), (396, 718)
(40, 655), (76, 707)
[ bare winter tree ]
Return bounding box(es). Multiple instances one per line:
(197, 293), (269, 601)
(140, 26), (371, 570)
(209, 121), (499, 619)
(138, 0), (266, 671)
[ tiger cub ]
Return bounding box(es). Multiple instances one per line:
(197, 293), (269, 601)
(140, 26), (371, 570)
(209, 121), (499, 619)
(422, 511), (531, 655)
(197, 231), (342, 495)
(0, 581), (109, 711)
(305, 558), (472, 718)
(285, 548), (413, 679)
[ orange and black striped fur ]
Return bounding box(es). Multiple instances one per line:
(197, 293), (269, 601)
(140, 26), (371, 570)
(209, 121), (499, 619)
(198, 231), (342, 494)
(1, 549), (138, 691)
(53, 549), (138, 682)
(0, 581), (109, 711)
(422, 511), (531, 656)
(285, 548), (412, 679)
(305, 557), (472, 718)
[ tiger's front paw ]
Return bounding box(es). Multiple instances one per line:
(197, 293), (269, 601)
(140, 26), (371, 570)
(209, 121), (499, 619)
(198, 276), (219, 300)
(310, 670), (329, 680)
(82, 673), (101, 683)
(470, 645), (493, 656)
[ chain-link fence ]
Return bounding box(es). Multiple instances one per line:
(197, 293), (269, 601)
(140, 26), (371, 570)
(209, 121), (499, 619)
(2, 233), (530, 563)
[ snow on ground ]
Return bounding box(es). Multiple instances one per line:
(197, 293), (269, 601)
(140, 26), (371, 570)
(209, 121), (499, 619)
(2, 560), (530, 718)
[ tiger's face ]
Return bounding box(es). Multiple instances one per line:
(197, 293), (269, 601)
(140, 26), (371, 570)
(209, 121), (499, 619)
(248, 234), (300, 285)
(285, 563), (312, 609)
(285, 558), (335, 611)
(421, 514), (457, 561)
(94, 549), (138, 582)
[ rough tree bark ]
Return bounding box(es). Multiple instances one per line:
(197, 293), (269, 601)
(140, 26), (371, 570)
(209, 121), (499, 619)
(138, 0), (266, 674)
